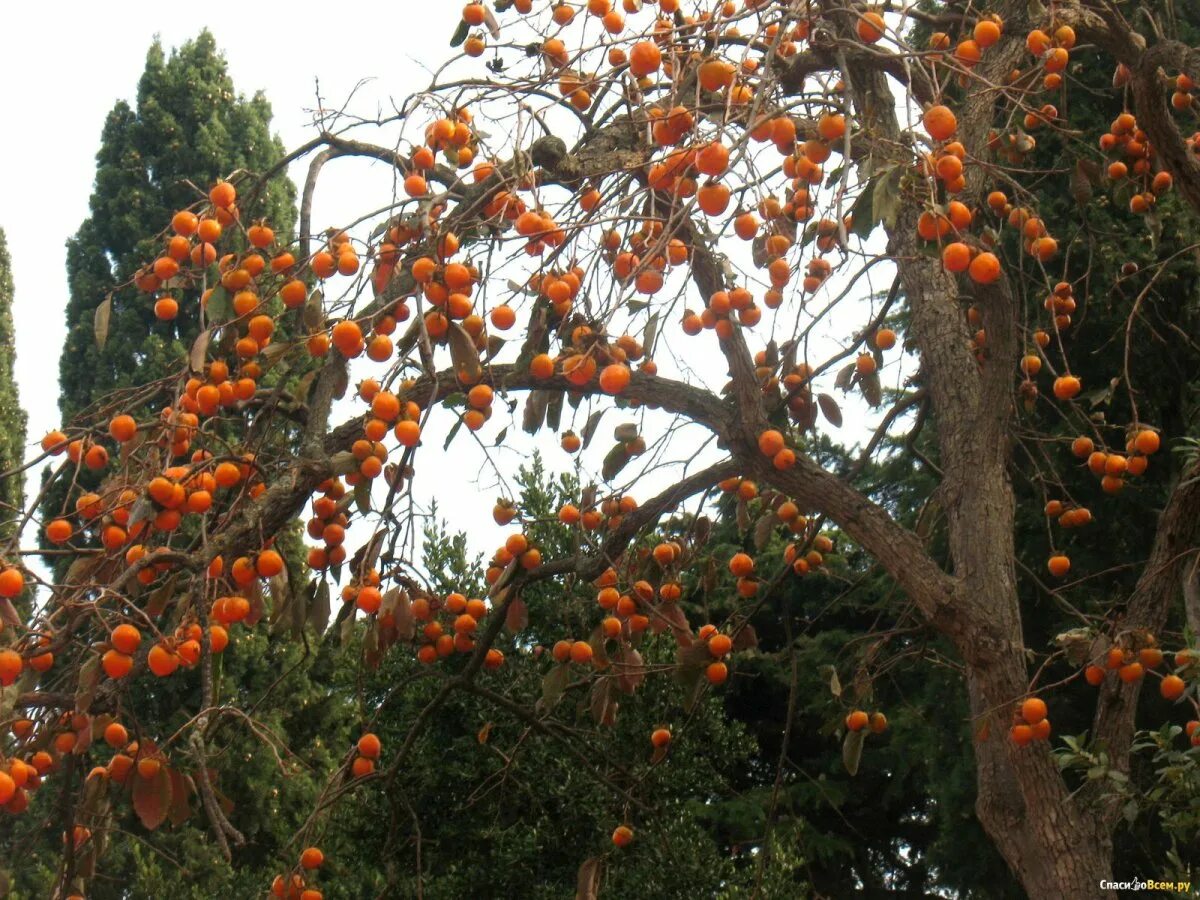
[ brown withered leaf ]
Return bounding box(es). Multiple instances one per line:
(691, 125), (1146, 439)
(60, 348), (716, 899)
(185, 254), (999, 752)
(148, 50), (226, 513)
(817, 392), (843, 427)
(576, 858), (602, 900)
(447, 322), (482, 383)
(505, 597), (529, 633)
(132, 765), (173, 831)
(614, 646), (645, 694)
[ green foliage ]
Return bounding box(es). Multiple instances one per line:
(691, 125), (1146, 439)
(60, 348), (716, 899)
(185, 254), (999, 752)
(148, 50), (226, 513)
(311, 456), (781, 898)
(56, 30), (295, 425)
(0, 229), (26, 536)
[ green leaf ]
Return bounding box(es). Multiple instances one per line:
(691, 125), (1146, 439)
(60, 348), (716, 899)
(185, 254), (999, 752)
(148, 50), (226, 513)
(872, 166), (904, 231)
(849, 186), (875, 239)
(444, 416), (464, 450)
(642, 312), (659, 353)
(206, 286), (232, 324)
(354, 479), (371, 515)
(450, 19), (470, 47)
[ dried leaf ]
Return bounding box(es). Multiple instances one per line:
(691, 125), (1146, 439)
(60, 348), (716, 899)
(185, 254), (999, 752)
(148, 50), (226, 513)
(132, 766), (173, 831)
(835, 362), (856, 392)
(817, 393), (843, 427)
(167, 769), (192, 826)
(872, 166), (903, 231)
(364, 622), (382, 671)
(93, 296), (112, 350)
(576, 858), (602, 900)
(753, 513), (777, 551)
(732, 624), (758, 651)
(477, 722), (493, 745)
(302, 291), (325, 332)
(589, 678), (618, 726)
(505, 597), (529, 633)
(482, 5), (501, 37)
(843, 728), (866, 776)
(679, 665), (706, 713)
(828, 666), (843, 698)
(145, 573), (179, 619)
(389, 589), (415, 642)
(601, 443), (630, 482)
(545, 391), (564, 432)
(736, 497), (750, 532)
(75, 656), (102, 714)
(447, 322), (482, 383)
(614, 646), (645, 694)
(189, 330), (211, 374)
(308, 581), (331, 635)
(268, 569), (290, 620)
(581, 409), (606, 449)
(539, 664), (570, 711)
(614, 422), (639, 442)
(1070, 160), (1094, 206)
(654, 601), (692, 645)
(522, 391), (549, 434)
(860, 372), (883, 408)
(677, 642), (713, 671)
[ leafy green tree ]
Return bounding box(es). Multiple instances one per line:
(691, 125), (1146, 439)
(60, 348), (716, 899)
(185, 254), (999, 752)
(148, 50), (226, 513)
(56, 30), (296, 424)
(313, 458), (784, 899)
(0, 229), (26, 534)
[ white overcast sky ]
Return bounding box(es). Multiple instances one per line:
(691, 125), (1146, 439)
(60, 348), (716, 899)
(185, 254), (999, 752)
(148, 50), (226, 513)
(0, 4), (907, 578)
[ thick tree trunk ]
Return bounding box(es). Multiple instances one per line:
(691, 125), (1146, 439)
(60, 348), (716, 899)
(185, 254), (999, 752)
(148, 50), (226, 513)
(967, 655), (1115, 899)
(894, 207), (1114, 898)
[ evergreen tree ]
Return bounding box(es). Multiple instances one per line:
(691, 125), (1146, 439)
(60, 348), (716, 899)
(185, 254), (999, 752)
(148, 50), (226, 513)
(56, 30), (295, 424)
(40, 30), (299, 559)
(0, 229), (26, 533)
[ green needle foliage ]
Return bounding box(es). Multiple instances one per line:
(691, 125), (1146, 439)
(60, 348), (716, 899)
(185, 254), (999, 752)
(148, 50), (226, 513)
(0, 229), (26, 538)
(56, 30), (296, 425)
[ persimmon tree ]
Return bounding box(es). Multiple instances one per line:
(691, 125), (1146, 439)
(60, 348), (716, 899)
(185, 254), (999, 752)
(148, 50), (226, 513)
(5, 1), (1200, 897)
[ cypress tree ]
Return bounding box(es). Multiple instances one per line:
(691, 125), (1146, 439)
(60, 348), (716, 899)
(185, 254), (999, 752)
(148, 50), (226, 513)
(42, 30), (298, 553)
(56, 29), (296, 424)
(0, 229), (26, 535)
